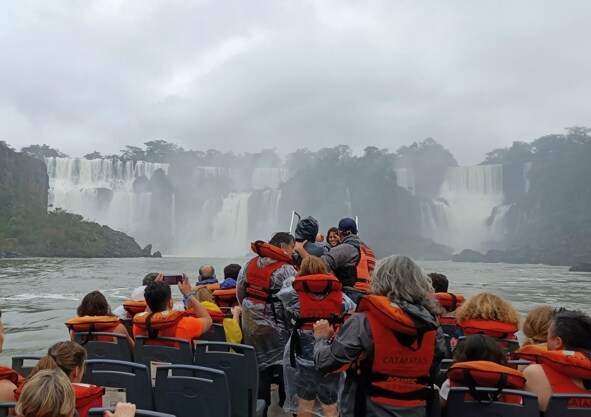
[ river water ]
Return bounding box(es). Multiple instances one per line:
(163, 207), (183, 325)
(1, 257), (590, 366)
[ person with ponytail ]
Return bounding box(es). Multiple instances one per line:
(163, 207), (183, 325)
(15, 341), (103, 417)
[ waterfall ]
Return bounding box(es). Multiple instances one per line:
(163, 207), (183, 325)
(488, 204), (514, 241)
(523, 162), (532, 193)
(251, 168), (290, 190)
(394, 168), (415, 194)
(210, 192), (251, 257)
(45, 157), (168, 239)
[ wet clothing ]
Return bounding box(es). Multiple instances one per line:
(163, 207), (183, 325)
(237, 256), (297, 370)
(294, 216), (330, 264)
(321, 234), (363, 287)
(314, 300), (445, 417)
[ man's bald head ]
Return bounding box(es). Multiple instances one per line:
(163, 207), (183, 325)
(198, 265), (216, 281)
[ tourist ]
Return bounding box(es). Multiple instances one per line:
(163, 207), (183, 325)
(293, 216), (330, 265)
(522, 305), (553, 346)
(439, 334), (519, 408)
(429, 272), (448, 293)
(0, 308), (22, 402)
(113, 272), (158, 319)
(133, 274), (212, 341)
(521, 309), (591, 412)
(454, 292), (520, 342)
(429, 272), (465, 334)
(296, 217), (375, 302)
(278, 256), (355, 417)
(66, 290), (134, 351)
(237, 232), (298, 417)
(194, 265), (218, 285)
(193, 286), (242, 344)
(16, 341), (103, 417)
(211, 263), (241, 308)
(15, 368), (136, 417)
(313, 255), (445, 417)
(326, 227), (340, 248)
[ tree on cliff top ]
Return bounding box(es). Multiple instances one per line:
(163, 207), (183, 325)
(21, 144), (67, 160)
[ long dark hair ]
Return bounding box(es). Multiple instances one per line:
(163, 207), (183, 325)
(453, 334), (507, 365)
(77, 290), (112, 316)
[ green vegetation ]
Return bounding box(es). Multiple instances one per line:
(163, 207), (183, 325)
(0, 142), (147, 258)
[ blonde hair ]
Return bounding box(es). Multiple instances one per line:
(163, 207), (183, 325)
(522, 305), (554, 345)
(298, 256), (329, 277)
(28, 341), (86, 381)
(15, 369), (75, 417)
(195, 287), (214, 303)
(456, 292), (520, 326)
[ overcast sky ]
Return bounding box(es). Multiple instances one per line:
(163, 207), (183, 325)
(1, 0), (590, 165)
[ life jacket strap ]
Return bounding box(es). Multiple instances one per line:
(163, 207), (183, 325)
(368, 385), (429, 401)
(463, 368), (506, 404)
(145, 313), (159, 339)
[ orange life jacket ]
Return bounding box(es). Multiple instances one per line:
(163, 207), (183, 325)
(459, 319), (518, 339)
(65, 316), (122, 344)
(434, 293), (465, 313)
(244, 240), (295, 304)
(133, 310), (187, 339)
(362, 243), (376, 275)
(212, 288), (238, 308)
(352, 241), (372, 291)
(65, 315), (121, 333)
(73, 383), (104, 417)
(356, 295), (437, 408)
(448, 361), (525, 404)
(290, 274), (344, 366)
(123, 300), (147, 317)
(0, 366), (23, 387)
(514, 345), (591, 394)
(192, 283), (221, 292)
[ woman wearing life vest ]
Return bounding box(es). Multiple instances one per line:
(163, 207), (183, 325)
(278, 256), (355, 417)
(66, 290), (134, 352)
(520, 308), (591, 412)
(15, 368), (136, 417)
(439, 334), (525, 409)
(454, 292), (520, 348)
(313, 254), (445, 417)
(15, 341), (104, 417)
(326, 227), (340, 248)
(237, 232), (298, 417)
(522, 305), (553, 346)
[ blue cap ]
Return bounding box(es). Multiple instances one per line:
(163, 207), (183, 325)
(338, 217), (357, 233)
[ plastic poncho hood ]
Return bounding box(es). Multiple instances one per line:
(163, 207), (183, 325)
(295, 216), (320, 242)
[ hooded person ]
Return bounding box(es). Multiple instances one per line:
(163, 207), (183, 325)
(236, 232), (298, 417)
(293, 216), (330, 265)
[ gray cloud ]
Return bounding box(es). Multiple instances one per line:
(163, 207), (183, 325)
(1, 0), (590, 164)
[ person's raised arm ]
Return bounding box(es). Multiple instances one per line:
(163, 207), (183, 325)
(294, 240), (309, 260)
(178, 273), (212, 332)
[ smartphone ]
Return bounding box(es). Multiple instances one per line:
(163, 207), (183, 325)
(163, 275), (184, 285)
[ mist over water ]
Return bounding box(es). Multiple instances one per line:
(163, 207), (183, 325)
(44, 156), (533, 256)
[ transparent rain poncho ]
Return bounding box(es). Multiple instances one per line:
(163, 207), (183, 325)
(278, 277), (355, 416)
(238, 257), (297, 370)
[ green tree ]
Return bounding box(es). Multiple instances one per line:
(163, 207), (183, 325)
(21, 144), (67, 160)
(83, 151), (103, 159)
(120, 145), (145, 161)
(144, 140), (182, 162)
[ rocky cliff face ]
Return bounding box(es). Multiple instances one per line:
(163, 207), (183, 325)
(0, 146), (48, 208)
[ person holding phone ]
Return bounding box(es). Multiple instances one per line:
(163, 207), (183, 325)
(133, 273), (213, 341)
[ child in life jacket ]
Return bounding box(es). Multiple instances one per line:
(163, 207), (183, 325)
(439, 334), (524, 409)
(192, 286), (242, 344)
(278, 256), (355, 417)
(14, 341), (104, 417)
(521, 308), (591, 413)
(453, 292), (520, 348)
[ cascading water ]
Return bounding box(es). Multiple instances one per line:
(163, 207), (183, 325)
(251, 168), (290, 190)
(421, 164), (505, 250)
(394, 168), (415, 194)
(45, 158), (168, 240)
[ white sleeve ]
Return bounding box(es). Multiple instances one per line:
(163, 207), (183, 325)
(439, 379), (451, 400)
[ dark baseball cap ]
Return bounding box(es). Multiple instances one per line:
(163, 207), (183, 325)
(338, 217), (357, 233)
